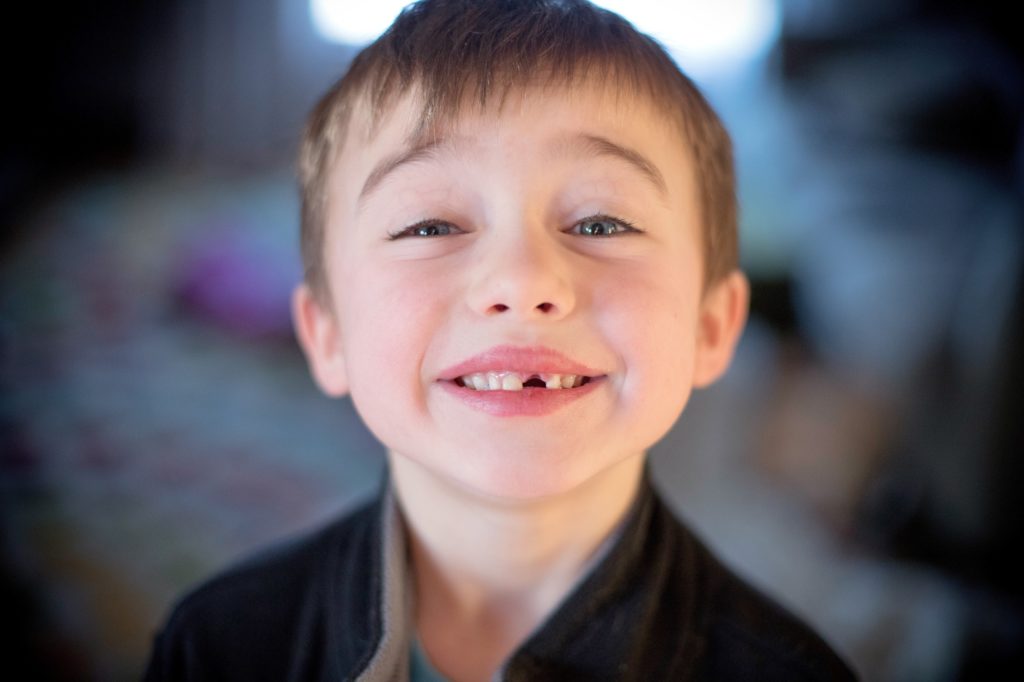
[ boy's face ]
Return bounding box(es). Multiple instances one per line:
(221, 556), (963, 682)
(295, 81), (747, 500)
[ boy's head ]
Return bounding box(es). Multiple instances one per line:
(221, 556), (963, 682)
(293, 0), (748, 499)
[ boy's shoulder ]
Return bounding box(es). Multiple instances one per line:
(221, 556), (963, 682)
(702, 579), (847, 678)
(508, 484), (857, 681)
(678, 517), (856, 681)
(144, 493), (383, 681)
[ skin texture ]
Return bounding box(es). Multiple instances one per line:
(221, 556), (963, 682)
(292, 82), (749, 681)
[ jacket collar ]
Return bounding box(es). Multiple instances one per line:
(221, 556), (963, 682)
(353, 482), (413, 681)
(351, 466), (706, 681)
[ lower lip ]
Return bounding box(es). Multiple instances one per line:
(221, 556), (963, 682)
(437, 378), (604, 417)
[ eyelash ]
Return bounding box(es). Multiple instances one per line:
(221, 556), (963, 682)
(386, 219), (461, 240)
(386, 214), (641, 240)
(567, 214), (641, 237)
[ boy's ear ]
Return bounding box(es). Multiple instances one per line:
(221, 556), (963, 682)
(692, 270), (750, 389)
(291, 283), (349, 397)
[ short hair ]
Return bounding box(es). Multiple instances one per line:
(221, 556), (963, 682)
(298, 0), (737, 303)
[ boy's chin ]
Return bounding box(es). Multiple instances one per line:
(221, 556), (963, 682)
(460, 463), (587, 502)
(389, 447), (639, 504)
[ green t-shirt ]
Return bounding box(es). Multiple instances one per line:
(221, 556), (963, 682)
(409, 636), (451, 682)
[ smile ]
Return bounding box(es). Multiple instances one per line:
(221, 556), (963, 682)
(454, 371), (593, 391)
(437, 345), (605, 416)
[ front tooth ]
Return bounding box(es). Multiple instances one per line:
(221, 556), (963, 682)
(487, 373), (502, 390)
(545, 374), (562, 389)
(501, 374), (523, 391)
(561, 374), (577, 389)
(470, 374), (488, 390)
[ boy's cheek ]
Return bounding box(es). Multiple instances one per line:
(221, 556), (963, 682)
(341, 256), (443, 317)
(338, 263), (452, 375)
(596, 273), (699, 389)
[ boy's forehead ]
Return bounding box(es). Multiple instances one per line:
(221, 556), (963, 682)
(335, 81), (690, 191)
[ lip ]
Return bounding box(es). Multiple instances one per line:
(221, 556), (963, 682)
(437, 345), (601, 380)
(436, 345), (606, 417)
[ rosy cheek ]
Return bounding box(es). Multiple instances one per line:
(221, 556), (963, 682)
(349, 261), (453, 380)
(600, 270), (696, 393)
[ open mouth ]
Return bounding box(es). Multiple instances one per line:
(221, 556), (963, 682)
(453, 371), (595, 391)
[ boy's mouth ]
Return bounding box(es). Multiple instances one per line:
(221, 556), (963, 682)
(453, 371), (594, 391)
(437, 346), (604, 416)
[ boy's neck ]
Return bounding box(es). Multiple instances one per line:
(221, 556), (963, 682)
(388, 451), (645, 679)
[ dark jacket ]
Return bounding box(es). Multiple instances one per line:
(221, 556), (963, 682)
(144, 471), (857, 681)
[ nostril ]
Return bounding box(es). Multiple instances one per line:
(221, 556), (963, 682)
(484, 302), (556, 315)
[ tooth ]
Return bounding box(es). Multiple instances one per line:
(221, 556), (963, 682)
(545, 374), (562, 389)
(487, 373), (502, 390)
(471, 374), (488, 390)
(561, 374), (576, 389)
(572, 375), (584, 388)
(501, 374), (523, 391)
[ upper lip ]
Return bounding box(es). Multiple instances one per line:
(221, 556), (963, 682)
(437, 345), (603, 381)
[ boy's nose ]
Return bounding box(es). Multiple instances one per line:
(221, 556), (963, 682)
(465, 233), (576, 321)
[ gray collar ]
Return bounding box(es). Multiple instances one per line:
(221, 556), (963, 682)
(357, 486), (413, 682)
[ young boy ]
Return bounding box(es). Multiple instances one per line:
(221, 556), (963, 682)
(146, 1), (856, 679)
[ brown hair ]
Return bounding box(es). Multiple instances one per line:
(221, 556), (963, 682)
(299, 0), (737, 303)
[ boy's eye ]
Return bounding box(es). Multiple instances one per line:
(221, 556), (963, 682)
(388, 220), (462, 239)
(568, 216), (639, 237)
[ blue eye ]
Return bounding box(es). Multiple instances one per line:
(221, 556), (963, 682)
(570, 216), (638, 237)
(388, 220), (461, 239)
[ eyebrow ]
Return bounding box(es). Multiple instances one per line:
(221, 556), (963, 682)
(358, 136), (451, 206)
(357, 130), (667, 207)
(558, 133), (668, 198)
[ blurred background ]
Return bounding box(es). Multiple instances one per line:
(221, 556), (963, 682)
(1, 0), (1021, 679)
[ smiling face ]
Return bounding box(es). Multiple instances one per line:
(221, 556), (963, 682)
(293, 82), (748, 500)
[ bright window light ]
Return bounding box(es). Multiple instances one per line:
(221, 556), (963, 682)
(592, 0), (780, 75)
(310, 0), (411, 45)
(310, 0), (780, 75)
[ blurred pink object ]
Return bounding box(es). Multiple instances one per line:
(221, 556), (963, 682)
(174, 223), (300, 339)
